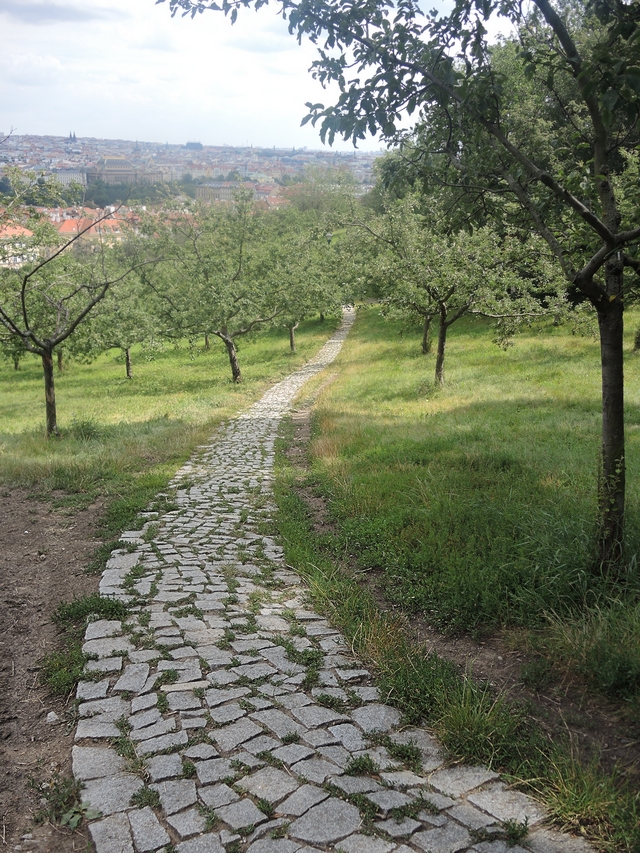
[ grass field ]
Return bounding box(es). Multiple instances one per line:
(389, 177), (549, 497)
(0, 317), (339, 541)
(293, 308), (640, 699)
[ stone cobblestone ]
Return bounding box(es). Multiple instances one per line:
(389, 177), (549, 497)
(74, 309), (593, 852)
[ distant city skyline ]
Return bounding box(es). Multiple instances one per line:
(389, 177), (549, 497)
(1, 132), (381, 191)
(0, 0), (384, 152)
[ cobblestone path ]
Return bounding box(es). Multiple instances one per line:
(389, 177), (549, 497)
(74, 310), (590, 853)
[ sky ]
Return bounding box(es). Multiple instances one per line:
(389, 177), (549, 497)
(0, 0), (384, 151)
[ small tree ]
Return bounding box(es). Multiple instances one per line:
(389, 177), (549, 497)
(349, 194), (565, 384)
(0, 212), (153, 435)
(145, 192), (286, 382)
(67, 273), (158, 380)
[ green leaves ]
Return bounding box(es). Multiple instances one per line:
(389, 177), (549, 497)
(60, 804), (102, 830)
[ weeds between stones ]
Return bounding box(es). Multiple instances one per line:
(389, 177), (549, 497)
(366, 733), (422, 774)
(389, 797), (436, 822)
(281, 732), (300, 744)
(315, 692), (348, 713)
(256, 798), (275, 817)
(270, 822), (291, 838)
(345, 754), (379, 776)
(256, 750), (285, 769)
(182, 760), (197, 778)
(154, 669), (179, 689)
(196, 804), (219, 831)
(130, 787), (161, 809)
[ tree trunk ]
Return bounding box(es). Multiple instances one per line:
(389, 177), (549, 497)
(13, 355), (19, 370)
(57, 349), (64, 374)
(435, 313), (447, 386)
(421, 315), (432, 354)
(596, 260), (625, 568)
(204, 333), (210, 351)
(289, 321), (299, 352)
(42, 351), (60, 437)
(319, 312), (325, 323)
(219, 333), (242, 383)
(125, 347), (132, 379)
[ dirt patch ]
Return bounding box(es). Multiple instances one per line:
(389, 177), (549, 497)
(0, 489), (102, 852)
(286, 404), (640, 783)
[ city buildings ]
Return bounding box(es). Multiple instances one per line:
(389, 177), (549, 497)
(0, 134), (382, 192)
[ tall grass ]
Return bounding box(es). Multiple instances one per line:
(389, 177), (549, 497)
(274, 419), (640, 852)
(303, 309), (640, 649)
(543, 601), (640, 699)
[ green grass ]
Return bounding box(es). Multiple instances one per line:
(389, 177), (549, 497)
(0, 318), (338, 496)
(29, 772), (101, 828)
(40, 593), (130, 697)
(302, 307), (640, 657)
(274, 439), (640, 851)
(0, 317), (340, 568)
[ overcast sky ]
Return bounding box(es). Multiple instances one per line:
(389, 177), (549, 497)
(0, 0), (384, 151)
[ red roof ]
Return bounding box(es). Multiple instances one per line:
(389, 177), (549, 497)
(0, 224), (33, 238)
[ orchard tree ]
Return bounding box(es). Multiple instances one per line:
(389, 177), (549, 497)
(0, 213), (154, 435)
(145, 191), (287, 383)
(67, 272), (158, 379)
(160, 0), (640, 567)
(349, 194), (565, 384)
(270, 206), (348, 351)
(0, 335), (27, 370)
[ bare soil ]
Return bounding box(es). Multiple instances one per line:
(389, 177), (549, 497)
(0, 489), (101, 852)
(287, 402), (640, 785)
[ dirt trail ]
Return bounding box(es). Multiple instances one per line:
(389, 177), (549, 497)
(0, 490), (99, 851)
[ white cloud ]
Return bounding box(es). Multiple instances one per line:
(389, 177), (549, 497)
(0, 0), (378, 150)
(0, 52), (64, 86)
(135, 32), (178, 52)
(0, 0), (119, 24)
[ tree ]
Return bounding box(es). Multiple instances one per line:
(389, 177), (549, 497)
(161, 0), (640, 567)
(66, 273), (159, 379)
(0, 334), (27, 370)
(348, 194), (565, 384)
(0, 211), (153, 435)
(278, 225), (345, 351)
(271, 182), (354, 349)
(144, 191), (286, 382)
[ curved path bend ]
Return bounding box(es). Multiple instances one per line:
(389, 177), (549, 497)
(74, 310), (591, 853)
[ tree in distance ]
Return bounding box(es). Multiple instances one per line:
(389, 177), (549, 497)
(0, 210), (155, 436)
(276, 175), (356, 349)
(160, 0), (640, 568)
(348, 193), (566, 385)
(144, 190), (287, 383)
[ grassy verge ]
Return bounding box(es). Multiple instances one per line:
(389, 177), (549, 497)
(296, 307), (640, 699)
(41, 594), (128, 697)
(274, 418), (640, 852)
